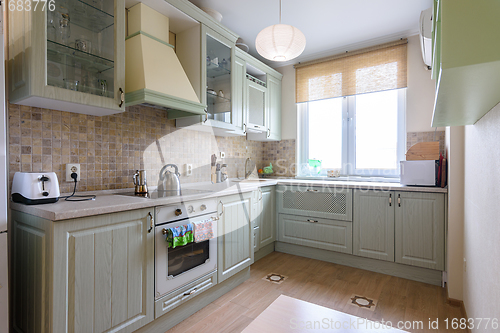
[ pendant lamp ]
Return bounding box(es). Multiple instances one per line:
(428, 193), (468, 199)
(255, 0), (306, 61)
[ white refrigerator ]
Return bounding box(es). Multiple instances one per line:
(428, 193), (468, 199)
(0, 8), (8, 333)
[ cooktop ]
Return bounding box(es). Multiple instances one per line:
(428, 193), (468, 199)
(115, 189), (213, 199)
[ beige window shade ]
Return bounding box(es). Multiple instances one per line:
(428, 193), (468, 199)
(295, 40), (407, 103)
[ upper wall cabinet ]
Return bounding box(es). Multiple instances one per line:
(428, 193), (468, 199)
(431, 0), (500, 127)
(8, 0), (126, 115)
(175, 25), (245, 136)
(236, 49), (283, 142)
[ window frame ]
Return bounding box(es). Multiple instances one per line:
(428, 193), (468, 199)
(297, 88), (406, 179)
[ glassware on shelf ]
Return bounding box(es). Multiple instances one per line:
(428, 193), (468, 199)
(75, 38), (91, 53)
(64, 79), (79, 91)
(98, 79), (107, 96)
(220, 58), (227, 69)
(57, 7), (71, 45)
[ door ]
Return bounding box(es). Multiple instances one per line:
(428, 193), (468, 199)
(278, 214), (352, 254)
(218, 193), (254, 282)
(266, 75), (282, 141)
(52, 208), (154, 333)
(395, 192), (445, 270)
(259, 187), (276, 248)
(245, 79), (267, 131)
(353, 190), (395, 262)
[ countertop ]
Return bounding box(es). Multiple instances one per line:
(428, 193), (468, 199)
(10, 178), (446, 221)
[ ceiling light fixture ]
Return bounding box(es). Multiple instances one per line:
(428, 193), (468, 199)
(255, 0), (306, 62)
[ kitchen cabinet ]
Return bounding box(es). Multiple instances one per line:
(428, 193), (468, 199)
(252, 186), (276, 253)
(259, 186), (276, 247)
(352, 190), (444, 270)
(217, 192), (254, 283)
(395, 191), (445, 270)
(431, 0), (500, 126)
(175, 25), (245, 136)
(277, 185), (352, 221)
(278, 214), (353, 254)
(7, 0), (126, 116)
(353, 190), (395, 262)
(10, 208), (155, 333)
(237, 48), (283, 142)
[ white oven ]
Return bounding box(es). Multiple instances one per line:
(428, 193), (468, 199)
(155, 199), (218, 299)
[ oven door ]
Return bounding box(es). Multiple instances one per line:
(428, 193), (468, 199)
(155, 214), (218, 299)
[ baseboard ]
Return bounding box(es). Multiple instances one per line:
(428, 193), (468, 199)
(134, 267), (251, 332)
(445, 284), (470, 333)
(275, 242), (443, 286)
(254, 243), (275, 262)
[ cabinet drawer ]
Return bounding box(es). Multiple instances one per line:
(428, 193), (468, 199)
(155, 271), (217, 319)
(277, 185), (352, 221)
(278, 214), (352, 254)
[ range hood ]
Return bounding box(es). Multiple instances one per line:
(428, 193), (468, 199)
(125, 4), (206, 117)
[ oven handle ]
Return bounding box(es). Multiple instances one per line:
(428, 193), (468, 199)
(183, 288), (197, 296)
(147, 212), (154, 233)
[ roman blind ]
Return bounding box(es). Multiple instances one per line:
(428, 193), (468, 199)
(295, 39), (407, 103)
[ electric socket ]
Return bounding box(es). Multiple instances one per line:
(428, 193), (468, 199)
(185, 164), (193, 176)
(66, 163), (81, 182)
(220, 151), (225, 159)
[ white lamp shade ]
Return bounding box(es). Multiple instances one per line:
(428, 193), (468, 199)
(255, 24), (306, 61)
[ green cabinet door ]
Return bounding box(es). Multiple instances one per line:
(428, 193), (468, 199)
(53, 208), (155, 333)
(395, 192), (445, 270)
(353, 190), (395, 262)
(218, 192), (254, 283)
(267, 75), (282, 141)
(259, 186), (276, 248)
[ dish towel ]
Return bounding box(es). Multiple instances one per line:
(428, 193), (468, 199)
(193, 219), (214, 243)
(165, 224), (194, 248)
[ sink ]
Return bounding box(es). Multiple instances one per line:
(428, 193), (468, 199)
(231, 178), (270, 182)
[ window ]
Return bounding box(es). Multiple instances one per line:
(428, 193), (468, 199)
(295, 40), (407, 179)
(298, 88), (406, 178)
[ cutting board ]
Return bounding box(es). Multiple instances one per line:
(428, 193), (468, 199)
(406, 142), (440, 161)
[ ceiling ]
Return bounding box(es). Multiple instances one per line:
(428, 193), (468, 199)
(188, 0), (433, 67)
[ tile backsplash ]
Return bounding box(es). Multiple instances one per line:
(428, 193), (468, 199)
(8, 104), (297, 194)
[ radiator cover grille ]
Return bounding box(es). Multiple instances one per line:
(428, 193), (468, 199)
(282, 190), (347, 215)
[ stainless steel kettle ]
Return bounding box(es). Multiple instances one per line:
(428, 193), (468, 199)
(158, 164), (181, 193)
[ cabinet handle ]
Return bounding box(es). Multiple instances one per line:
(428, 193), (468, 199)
(389, 194), (392, 206)
(306, 189), (318, 192)
(183, 288), (197, 296)
(398, 194), (401, 207)
(204, 108), (209, 123)
(118, 88), (124, 107)
(267, 128), (270, 137)
(162, 228), (168, 235)
(243, 123), (247, 134)
(147, 212), (154, 233)
(218, 201), (224, 217)
(307, 219), (318, 223)
(259, 188), (263, 200)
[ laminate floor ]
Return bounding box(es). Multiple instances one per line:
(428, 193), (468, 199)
(166, 252), (466, 333)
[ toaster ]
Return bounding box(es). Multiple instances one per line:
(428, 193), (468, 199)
(11, 172), (61, 205)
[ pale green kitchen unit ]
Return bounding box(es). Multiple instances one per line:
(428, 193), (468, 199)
(431, 0), (500, 127)
(395, 191), (445, 271)
(217, 192), (254, 283)
(353, 190), (395, 262)
(10, 208), (155, 333)
(236, 48), (283, 142)
(7, 0), (126, 116)
(252, 186), (276, 253)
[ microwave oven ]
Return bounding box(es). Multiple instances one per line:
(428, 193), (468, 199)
(400, 160), (437, 186)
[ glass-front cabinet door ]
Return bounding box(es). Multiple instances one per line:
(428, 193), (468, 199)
(47, 0), (116, 98)
(205, 31), (232, 124)
(8, 0), (125, 115)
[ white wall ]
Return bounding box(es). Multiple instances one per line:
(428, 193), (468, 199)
(463, 103), (500, 331)
(275, 34), (440, 140)
(445, 126), (464, 300)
